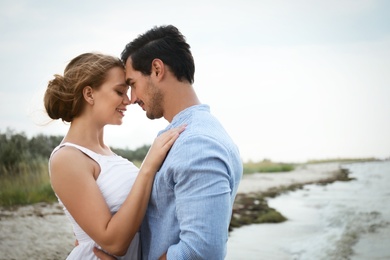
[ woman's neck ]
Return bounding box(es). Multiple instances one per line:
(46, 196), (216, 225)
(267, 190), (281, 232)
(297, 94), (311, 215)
(62, 117), (112, 155)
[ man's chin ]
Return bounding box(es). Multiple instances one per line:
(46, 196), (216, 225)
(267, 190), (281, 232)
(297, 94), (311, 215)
(146, 112), (163, 120)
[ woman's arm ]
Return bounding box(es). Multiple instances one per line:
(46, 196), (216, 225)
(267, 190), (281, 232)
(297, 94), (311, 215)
(50, 125), (185, 256)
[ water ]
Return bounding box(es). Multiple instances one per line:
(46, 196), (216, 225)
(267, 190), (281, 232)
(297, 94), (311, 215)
(226, 161), (390, 260)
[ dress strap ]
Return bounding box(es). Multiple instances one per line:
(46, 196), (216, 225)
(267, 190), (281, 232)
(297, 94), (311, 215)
(51, 142), (100, 162)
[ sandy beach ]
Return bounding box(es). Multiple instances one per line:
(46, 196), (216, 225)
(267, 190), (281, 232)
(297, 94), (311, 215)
(0, 162), (342, 260)
(237, 162), (342, 194)
(0, 203), (74, 260)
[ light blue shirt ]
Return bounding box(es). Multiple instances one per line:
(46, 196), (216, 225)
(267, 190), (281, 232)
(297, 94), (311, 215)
(140, 104), (243, 260)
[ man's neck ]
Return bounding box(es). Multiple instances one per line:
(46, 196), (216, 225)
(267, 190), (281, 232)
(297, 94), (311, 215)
(163, 83), (200, 123)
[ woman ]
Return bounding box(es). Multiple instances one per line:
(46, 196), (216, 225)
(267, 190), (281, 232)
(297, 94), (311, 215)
(44, 52), (184, 259)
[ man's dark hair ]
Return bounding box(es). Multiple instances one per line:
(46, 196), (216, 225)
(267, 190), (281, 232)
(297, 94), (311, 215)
(121, 25), (195, 84)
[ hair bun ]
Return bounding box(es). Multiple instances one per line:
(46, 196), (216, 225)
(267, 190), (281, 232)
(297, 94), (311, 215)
(44, 74), (74, 122)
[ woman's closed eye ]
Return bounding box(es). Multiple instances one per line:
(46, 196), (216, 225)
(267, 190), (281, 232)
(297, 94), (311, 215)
(116, 90), (125, 96)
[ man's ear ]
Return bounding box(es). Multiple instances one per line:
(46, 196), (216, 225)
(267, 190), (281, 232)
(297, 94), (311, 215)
(83, 86), (94, 105)
(151, 59), (165, 80)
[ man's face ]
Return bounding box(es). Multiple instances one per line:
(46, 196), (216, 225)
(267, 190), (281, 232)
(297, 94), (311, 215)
(125, 58), (164, 120)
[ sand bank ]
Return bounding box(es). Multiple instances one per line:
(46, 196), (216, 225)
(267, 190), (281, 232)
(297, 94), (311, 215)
(0, 162), (342, 260)
(237, 162), (342, 194)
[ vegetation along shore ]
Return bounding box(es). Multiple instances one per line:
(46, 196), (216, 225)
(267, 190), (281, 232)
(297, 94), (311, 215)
(0, 129), (382, 259)
(1, 129), (377, 226)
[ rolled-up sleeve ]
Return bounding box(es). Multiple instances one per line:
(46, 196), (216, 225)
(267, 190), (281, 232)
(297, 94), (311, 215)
(166, 135), (233, 260)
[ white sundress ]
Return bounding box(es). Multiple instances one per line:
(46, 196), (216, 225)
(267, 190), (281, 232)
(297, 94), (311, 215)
(50, 142), (141, 260)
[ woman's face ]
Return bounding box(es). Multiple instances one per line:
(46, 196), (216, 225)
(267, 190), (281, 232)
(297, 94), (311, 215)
(92, 67), (130, 126)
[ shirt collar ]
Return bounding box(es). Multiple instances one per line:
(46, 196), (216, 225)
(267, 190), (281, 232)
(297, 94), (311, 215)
(159, 104), (210, 134)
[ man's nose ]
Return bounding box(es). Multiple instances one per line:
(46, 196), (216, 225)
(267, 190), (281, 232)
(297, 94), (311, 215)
(130, 89), (138, 104)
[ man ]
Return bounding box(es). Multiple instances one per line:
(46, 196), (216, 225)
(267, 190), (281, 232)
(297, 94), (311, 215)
(95, 25), (242, 260)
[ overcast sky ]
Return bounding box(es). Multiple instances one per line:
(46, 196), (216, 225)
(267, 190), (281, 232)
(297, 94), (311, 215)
(1, 0), (389, 163)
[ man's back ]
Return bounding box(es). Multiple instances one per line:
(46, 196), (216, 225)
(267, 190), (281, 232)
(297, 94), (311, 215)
(141, 104), (242, 260)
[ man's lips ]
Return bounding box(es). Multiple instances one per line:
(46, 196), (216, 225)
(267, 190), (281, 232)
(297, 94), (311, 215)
(136, 100), (145, 111)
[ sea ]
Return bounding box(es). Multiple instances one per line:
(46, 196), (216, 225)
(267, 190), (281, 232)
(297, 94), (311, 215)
(226, 160), (390, 260)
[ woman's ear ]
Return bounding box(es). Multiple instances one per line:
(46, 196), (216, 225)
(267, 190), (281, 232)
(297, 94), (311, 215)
(151, 59), (164, 80)
(83, 86), (94, 105)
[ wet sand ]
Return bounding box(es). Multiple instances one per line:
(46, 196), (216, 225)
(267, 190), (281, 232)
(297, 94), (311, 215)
(0, 163), (341, 260)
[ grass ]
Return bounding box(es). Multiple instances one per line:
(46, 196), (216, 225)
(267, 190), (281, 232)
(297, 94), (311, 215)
(0, 158), (57, 207)
(0, 157), (364, 230)
(0, 159), (294, 207)
(307, 157), (378, 164)
(243, 159), (295, 174)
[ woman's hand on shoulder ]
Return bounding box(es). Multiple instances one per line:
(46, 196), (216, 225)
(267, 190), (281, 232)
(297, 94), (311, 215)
(141, 124), (186, 173)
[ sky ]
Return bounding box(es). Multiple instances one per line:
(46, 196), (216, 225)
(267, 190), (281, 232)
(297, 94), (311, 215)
(0, 0), (389, 163)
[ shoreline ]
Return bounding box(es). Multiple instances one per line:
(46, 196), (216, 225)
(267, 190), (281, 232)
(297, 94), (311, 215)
(227, 160), (390, 259)
(0, 162), (348, 260)
(237, 162), (345, 194)
(230, 162), (350, 230)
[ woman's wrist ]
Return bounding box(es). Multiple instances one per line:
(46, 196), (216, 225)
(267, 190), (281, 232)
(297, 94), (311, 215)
(139, 161), (158, 177)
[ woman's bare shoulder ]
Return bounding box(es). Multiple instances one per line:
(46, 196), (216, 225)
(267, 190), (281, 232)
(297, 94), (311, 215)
(50, 145), (92, 175)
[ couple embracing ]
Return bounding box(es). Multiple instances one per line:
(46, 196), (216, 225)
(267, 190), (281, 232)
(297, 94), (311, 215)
(45, 25), (242, 260)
